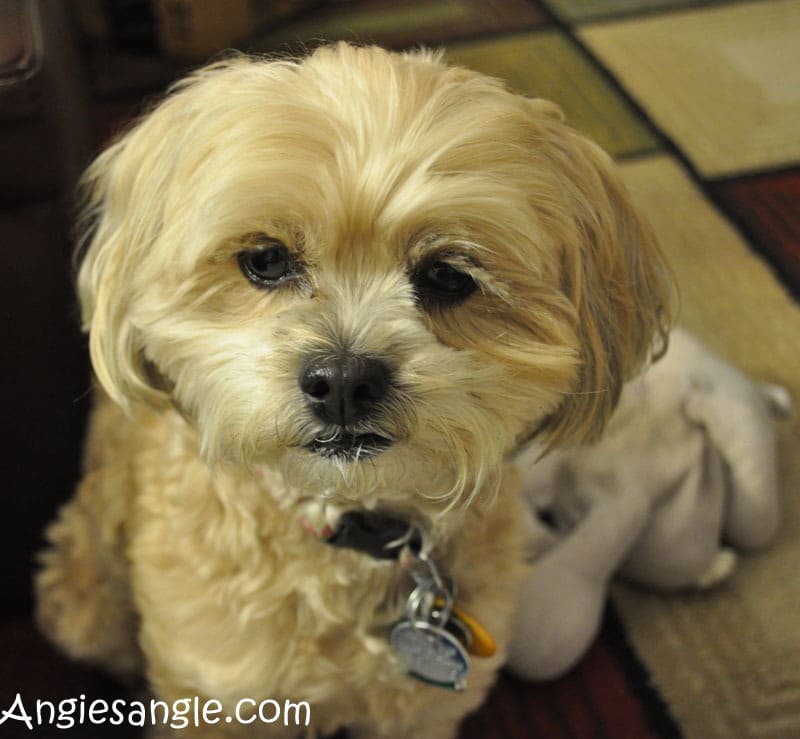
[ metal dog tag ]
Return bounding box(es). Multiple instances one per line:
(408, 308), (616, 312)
(391, 546), (471, 690)
(390, 619), (470, 691)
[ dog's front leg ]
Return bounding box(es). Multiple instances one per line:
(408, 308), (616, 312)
(35, 465), (142, 678)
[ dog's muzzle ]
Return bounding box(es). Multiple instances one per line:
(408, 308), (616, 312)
(299, 353), (394, 459)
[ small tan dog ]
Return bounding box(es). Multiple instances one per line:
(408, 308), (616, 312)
(36, 43), (670, 738)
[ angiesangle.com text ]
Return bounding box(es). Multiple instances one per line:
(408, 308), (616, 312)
(0, 693), (311, 731)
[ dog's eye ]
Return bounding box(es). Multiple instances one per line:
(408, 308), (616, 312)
(413, 260), (478, 307)
(237, 241), (300, 288)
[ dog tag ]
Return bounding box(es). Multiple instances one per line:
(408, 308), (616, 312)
(392, 542), (474, 690)
(390, 619), (470, 691)
(433, 599), (497, 658)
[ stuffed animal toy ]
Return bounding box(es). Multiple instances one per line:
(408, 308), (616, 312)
(508, 327), (791, 681)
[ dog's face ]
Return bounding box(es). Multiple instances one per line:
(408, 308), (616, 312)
(77, 44), (669, 514)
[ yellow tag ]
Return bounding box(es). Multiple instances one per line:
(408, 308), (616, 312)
(433, 598), (497, 658)
(451, 604), (497, 658)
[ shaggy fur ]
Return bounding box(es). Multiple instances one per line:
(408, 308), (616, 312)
(36, 44), (671, 737)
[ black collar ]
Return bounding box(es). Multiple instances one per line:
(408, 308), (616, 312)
(324, 510), (422, 560)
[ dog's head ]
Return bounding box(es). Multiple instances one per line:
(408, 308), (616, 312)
(76, 43), (670, 514)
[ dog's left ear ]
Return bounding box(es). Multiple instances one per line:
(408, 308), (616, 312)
(527, 103), (674, 447)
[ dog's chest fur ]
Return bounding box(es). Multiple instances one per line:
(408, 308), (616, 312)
(88, 397), (528, 728)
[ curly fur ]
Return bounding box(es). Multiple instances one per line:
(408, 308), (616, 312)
(37, 44), (671, 738)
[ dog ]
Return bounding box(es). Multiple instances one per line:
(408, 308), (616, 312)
(35, 43), (671, 738)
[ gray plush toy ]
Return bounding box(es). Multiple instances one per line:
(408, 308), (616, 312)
(508, 328), (790, 680)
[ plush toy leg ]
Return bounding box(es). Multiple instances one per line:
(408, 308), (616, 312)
(620, 433), (732, 590)
(684, 374), (789, 551)
(695, 548), (738, 588)
(507, 486), (651, 681)
(760, 382), (793, 417)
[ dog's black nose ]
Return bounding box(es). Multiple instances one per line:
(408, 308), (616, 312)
(299, 354), (392, 426)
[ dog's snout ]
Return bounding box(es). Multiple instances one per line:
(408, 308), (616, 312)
(300, 354), (392, 426)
